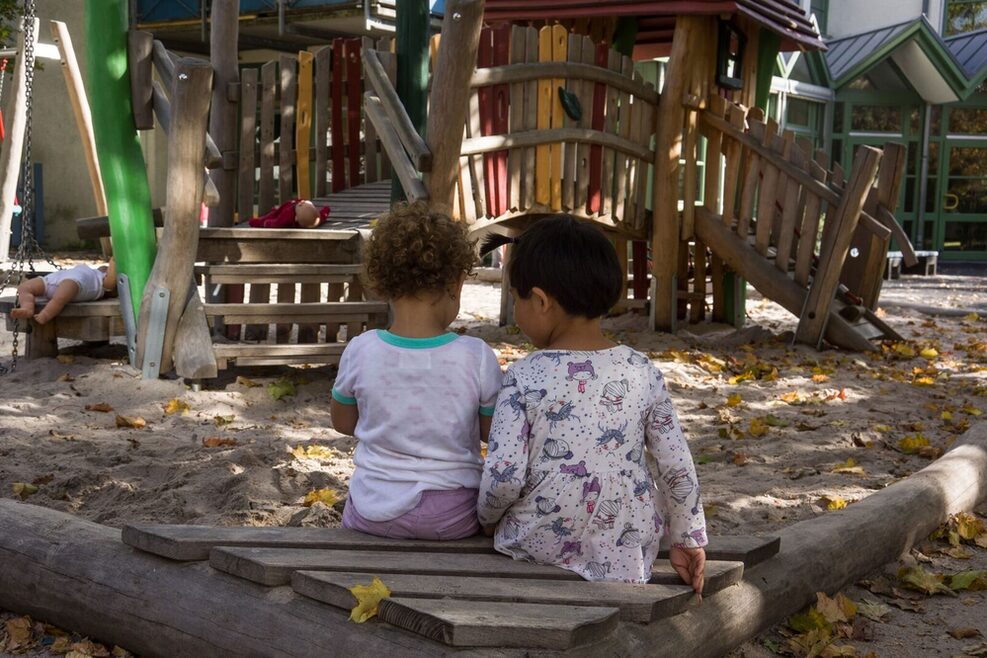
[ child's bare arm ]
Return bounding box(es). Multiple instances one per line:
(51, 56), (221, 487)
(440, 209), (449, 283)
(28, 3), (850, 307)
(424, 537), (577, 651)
(479, 414), (492, 442)
(669, 545), (706, 596)
(330, 399), (359, 436)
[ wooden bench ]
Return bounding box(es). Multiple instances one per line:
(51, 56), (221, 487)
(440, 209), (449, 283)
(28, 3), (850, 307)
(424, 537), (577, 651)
(122, 523), (779, 649)
(897, 249), (938, 276)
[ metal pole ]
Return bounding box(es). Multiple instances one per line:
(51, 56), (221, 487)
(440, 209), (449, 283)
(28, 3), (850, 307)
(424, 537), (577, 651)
(392, 0), (430, 203)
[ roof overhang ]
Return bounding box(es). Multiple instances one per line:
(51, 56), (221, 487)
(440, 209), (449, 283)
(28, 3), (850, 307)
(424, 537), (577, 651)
(826, 17), (969, 103)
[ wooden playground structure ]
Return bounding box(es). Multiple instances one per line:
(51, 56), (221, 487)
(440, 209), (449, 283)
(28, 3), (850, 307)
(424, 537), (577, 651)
(1, 0), (917, 380)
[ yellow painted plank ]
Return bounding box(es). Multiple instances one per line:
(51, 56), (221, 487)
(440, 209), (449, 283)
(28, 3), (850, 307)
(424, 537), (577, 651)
(295, 50), (314, 199)
(536, 26), (553, 206)
(550, 24), (567, 210)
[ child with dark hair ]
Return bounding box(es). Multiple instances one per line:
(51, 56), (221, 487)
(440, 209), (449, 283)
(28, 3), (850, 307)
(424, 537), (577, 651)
(477, 216), (708, 588)
(330, 202), (502, 540)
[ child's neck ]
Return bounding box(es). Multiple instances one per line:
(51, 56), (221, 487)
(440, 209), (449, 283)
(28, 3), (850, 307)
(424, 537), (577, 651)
(544, 315), (615, 351)
(388, 295), (451, 338)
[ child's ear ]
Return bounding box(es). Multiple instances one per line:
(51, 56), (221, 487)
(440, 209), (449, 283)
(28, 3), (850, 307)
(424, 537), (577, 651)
(530, 286), (553, 312)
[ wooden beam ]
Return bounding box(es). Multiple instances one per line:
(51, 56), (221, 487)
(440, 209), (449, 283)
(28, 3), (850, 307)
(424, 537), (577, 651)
(363, 48), (432, 172)
(136, 59), (213, 374)
(151, 83), (221, 207)
(424, 0), (485, 214)
(207, 0), (239, 227)
(470, 61), (658, 105)
(795, 146), (881, 349)
(126, 29), (154, 130)
(365, 94), (429, 202)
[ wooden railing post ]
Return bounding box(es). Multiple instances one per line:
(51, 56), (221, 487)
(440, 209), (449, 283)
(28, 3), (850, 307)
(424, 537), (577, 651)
(424, 0), (485, 214)
(795, 145), (881, 349)
(135, 59), (213, 374)
(207, 0), (239, 227)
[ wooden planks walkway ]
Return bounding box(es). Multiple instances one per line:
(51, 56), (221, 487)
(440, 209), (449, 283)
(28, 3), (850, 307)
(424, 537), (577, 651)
(122, 523), (779, 650)
(313, 179), (392, 231)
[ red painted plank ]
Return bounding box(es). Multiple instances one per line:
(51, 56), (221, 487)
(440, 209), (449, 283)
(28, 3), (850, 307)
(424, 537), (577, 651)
(330, 39), (345, 193)
(587, 42), (608, 215)
(491, 23), (511, 218)
(478, 28), (496, 218)
(345, 38), (363, 191)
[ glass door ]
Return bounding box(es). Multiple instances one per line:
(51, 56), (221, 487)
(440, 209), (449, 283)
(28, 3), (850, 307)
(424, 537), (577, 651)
(935, 140), (987, 259)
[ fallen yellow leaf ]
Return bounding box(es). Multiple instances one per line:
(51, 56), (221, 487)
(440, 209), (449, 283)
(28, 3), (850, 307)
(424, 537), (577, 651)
(115, 415), (147, 429)
(291, 445), (341, 461)
(11, 482), (39, 499)
(812, 373), (830, 383)
(898, 434), (930, 454)
(832, 458), (864, 475)
(303, 488), (341, 507)
(748, 418), (769, 438)
(3, 616), (34, 651)
(202, 436), (238, 448)
(726, 393), (743, 407)
(236, 376), (261, 388)
(163, 398), (191, 416)
(349, 576), (391, 623)
(920, 348), (939, 359)
(85, 402), (114, 413)
(822, 496), (847, 511)
(912, 376), (936, 387)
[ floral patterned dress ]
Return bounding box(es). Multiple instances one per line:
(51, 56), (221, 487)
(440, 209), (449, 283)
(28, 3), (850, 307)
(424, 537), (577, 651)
(477, 345), (707, 583)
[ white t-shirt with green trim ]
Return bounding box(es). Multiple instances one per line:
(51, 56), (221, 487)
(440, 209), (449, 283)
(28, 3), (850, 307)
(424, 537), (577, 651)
(332, 329), (503, 521)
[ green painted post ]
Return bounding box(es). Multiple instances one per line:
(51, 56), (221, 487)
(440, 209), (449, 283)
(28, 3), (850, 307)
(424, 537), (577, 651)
(392, 0), (430, 203)
(722, 28), (781, 328)
(85, 0), (156, 318)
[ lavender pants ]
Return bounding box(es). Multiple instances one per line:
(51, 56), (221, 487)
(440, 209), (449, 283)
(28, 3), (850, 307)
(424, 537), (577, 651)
(341, 488), (480, 540)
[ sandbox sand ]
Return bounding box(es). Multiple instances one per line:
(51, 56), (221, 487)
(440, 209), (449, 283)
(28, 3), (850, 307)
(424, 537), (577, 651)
(1, 260), (985, 656)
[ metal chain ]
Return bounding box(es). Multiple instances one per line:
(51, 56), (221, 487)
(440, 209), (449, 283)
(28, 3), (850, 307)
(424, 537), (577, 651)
(0, 0), (43, 375)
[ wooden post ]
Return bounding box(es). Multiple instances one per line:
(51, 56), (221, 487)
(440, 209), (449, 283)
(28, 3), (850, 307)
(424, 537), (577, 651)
(207, 0), (239, 227)
(651, 15), (712, 331)
(794, 146), (881, 349)
(393, 0), (431, 203)
(52, 20), (110, 256)
(0, 18), (36, 263)
(135, 59), (213, 374)
(424, 0), (486, 214)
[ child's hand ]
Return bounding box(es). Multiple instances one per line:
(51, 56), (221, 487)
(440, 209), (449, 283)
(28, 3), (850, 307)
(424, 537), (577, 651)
(669, 545), (705, 597)
(481, 524), (496, 537)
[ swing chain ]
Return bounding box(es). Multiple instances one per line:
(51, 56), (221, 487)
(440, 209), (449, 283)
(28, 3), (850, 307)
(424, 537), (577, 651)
(0, 0), (40, 376)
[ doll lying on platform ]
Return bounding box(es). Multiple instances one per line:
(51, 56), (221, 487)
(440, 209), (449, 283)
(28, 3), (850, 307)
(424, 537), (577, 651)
(11, 258), (117, 325)
(247, 199), (330, 229)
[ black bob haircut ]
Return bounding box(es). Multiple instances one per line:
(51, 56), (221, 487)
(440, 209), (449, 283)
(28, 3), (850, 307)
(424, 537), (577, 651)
(505, 215), (623, 319)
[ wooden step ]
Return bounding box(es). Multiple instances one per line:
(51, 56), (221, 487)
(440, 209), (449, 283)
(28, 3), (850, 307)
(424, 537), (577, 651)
(208, 546), (743, 592)
(194, 263), (362, 284)
(211, 342), (345, 367)
(377, 598), (619, 649)
(203, 301), (388, 325)
(291, 570), (694, 623)
(121, 524), (495, 561)
(0, 296), (120, 317)
(196, 228), (361, 264)
(122, 523), (779, 567)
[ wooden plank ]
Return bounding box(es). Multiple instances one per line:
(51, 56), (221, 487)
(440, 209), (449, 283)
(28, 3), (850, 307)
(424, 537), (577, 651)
(293, 571), (694, 624)
(521, 26), (539, 212)
(690, 240), (706, 323)
(461, 128), (653, 162)
(615, 238), (629, 309)
(211, 343), (347, 360)
(330, 39), (345, 192)
(490, 24), (511, 217)
(295, 50), (314, 199)
(127, 30), (154, 130)
(379, 44), (396, 181)
(736, 120), (762, 240)
(362, 48), (431, 174)
(507, 25), (526, 212)
(314, 46), (330, 196)
(470, 61), (660, 106)
(680, 100), (700, 239)
(587, 42), (608, 215)
(237, 67), (258, 225)
(364, 95), (430, 202)
(753, 118), (779, 256)
(562, 32), (582, 211)
(278, 54), (297, 203)
(195, 264), (361, 284)
(632, 74), (654, 231)
(549, 24), (567, 210)
(575, 35), (595, 214)
(467, 85), (487, 217)
(205, 301), (386, 317)
(259, 62), (277, 213)
(601, 48), (620, 219)
(613, 56), (634, 226)
(378, 598), (618, 649)
(794, 151), (829, 287)
(774, 137), (806, 272)
(535, 26), (553, 207)
(795, 146), (882, 349)
(345, 39), (362, 189)
(478, 28), (495, 215)
(720, 103), (746, 228)
(361, 39), (379, 184)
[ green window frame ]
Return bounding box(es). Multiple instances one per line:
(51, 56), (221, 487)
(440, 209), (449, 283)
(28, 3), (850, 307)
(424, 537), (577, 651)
(810, 0), (829, 37)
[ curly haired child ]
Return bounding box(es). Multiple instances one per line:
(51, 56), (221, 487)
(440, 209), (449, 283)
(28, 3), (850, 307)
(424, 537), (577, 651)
(477, 216), (708, 589)
(330, 202), (502, 540)
(11, 259), (117, 325)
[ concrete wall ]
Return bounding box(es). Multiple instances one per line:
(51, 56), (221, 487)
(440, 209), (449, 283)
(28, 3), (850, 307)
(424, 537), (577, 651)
(0, 0), (168, 251)
(827, 0), (924, 39)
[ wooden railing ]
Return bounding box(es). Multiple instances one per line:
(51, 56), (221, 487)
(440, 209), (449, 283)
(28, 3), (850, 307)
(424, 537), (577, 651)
(686, 95), (913, 350)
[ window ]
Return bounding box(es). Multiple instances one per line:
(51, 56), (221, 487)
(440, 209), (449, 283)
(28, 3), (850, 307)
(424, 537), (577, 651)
(944, 0), (987, 36)
(850, 105), (902, 132)
(810, 0), (829, 37)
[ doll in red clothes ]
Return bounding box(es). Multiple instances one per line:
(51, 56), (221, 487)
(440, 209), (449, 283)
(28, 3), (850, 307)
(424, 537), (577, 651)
(247, 199), (330, 228)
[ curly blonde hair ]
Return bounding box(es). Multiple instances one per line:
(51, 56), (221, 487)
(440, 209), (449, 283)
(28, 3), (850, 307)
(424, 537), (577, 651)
(363, 202), (476, 299)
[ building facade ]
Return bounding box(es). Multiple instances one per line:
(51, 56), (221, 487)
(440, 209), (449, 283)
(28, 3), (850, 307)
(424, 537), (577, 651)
(772, 0), (987, 262)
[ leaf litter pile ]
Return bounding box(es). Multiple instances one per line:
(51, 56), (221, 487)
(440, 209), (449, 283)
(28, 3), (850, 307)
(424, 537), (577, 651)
(0, 275), (985, 656)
